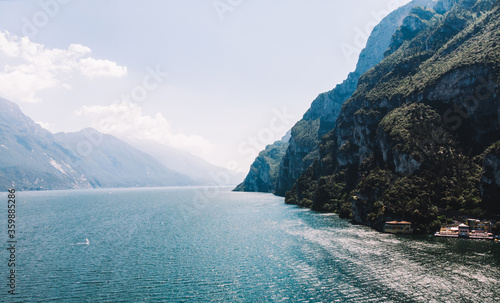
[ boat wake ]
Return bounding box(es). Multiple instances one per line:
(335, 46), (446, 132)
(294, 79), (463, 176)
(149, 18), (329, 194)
(70, 238), (90, 246)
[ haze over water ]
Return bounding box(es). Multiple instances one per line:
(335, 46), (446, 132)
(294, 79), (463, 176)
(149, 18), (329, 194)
(2, 188), (499, 302)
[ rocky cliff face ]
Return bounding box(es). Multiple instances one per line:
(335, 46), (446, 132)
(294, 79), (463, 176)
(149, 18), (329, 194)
(286, 0), (500, 232)
(237, 0), (437, 195)
(234, 139), (288, 193)
(481, 141), (500, 213)
(274, 0), (438, 196)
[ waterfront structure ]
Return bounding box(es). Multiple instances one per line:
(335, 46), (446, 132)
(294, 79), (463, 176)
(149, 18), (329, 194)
(467, 219), (491, 232)
(438, 226), (459, 235)
(458, 224), (470, 238)
(384, 221), (412, 234)
(434, 220), (494, 240)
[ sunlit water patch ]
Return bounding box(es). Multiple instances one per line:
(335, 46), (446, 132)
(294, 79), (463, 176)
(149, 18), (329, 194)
(1, 188), (499, 302)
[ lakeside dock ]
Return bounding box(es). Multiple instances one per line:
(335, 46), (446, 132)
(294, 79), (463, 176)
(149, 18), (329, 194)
(434, 220), (495, 240)
(434, 233), (494, 240)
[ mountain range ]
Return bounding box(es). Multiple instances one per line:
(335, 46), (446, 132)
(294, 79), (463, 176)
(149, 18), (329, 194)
(236, 0), (500, 232)
(0, 97), (240, 190)
(235, 0), (437, 194)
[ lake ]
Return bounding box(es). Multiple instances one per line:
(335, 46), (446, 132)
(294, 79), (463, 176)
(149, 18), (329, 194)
(1, 187), (499, 302)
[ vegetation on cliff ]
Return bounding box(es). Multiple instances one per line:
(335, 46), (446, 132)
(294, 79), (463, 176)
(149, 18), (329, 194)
(286, 0), (500, 233)
(234, 140), (288, 193)
(237, 0), (437, 196)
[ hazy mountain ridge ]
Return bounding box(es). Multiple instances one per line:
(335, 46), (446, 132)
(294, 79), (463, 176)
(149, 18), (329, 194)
(0, 98), (92, 190)
(0, 97), (195, 190)
(54, 129), (193, 188)
(128, 139), (245, 186)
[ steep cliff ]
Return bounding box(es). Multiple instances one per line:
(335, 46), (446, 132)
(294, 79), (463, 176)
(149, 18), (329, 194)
(286, 0), (500, 232)
(481, 141), (500, 213)
(237, 0), (438, 195)
(234, 139), (288, 192)
(274, 0), (438, 196)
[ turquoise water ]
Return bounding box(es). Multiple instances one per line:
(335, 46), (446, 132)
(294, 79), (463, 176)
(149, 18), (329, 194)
(1, 187), (499, 302)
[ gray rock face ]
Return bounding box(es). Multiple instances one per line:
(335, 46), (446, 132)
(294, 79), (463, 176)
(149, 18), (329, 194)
(275, 119), (321, 196)
(481, 142), (500, 212)
(482, 152), (500, 189)
(339, 11), (498, 173)
(351, 195), (374, 227)
(378, 127), (423, 177)
(274, 0), (438, 196)
(434, 0), (458, 14)
(234, 140), (288, 193)
(385, 6), (441, 56)
(287, 0), (500, 230)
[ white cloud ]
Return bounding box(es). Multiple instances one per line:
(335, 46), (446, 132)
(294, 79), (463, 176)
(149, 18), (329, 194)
(36, 121), (55, 131)
(0, 31), (127, 103)
(78, 57), (128, 78)
(77, 102), (215, 159)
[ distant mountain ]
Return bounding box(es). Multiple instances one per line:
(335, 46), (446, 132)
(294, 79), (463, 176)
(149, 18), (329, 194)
(54, 129), (193, 188)
(126, 139), (246, 186)
(0, 97), (194, 190)
(0, 98), (91, 190)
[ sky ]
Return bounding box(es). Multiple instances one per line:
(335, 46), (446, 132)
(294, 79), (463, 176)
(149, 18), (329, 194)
(0, 0), (411, 172)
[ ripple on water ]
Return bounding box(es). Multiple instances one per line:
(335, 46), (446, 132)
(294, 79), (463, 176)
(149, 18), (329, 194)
(5, 188), (500, 302)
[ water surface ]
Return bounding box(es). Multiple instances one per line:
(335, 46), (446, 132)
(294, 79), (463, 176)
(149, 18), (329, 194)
(1, 187), (499, 302)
